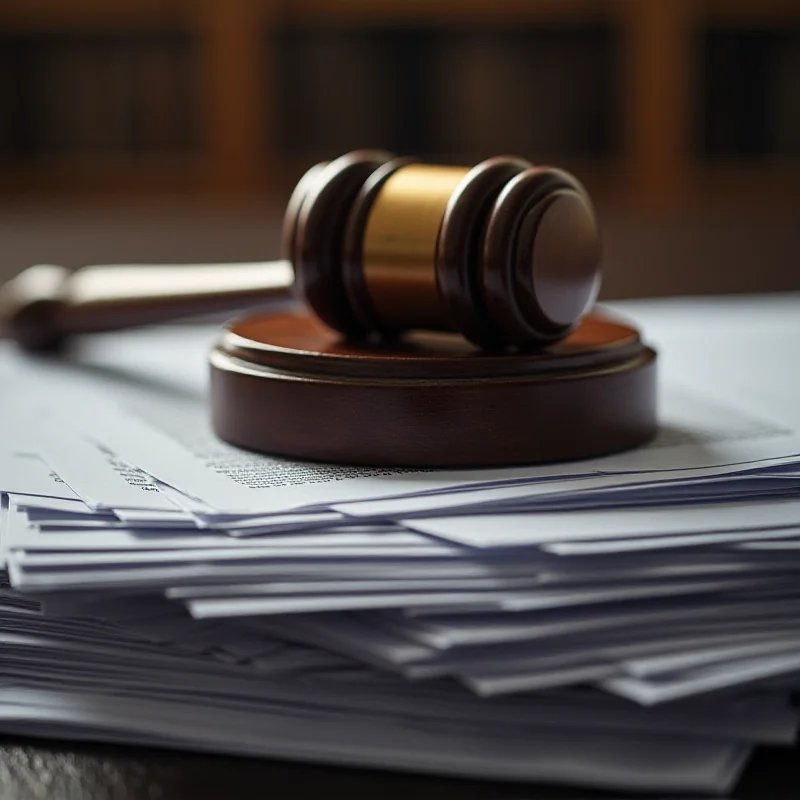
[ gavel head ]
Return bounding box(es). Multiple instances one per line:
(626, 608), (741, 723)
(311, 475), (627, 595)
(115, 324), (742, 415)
(283, 150), (601, 350)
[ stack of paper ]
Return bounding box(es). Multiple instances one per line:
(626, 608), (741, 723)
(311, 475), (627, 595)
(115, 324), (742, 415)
(1, 293), (799, 795)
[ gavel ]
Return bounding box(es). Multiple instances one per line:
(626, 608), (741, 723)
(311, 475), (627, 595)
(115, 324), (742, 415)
(0, 151), (656, 467)
(1, 150), (600, 352)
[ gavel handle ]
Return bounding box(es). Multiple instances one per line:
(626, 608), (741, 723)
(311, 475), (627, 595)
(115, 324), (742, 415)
(0, 260), (295, 350)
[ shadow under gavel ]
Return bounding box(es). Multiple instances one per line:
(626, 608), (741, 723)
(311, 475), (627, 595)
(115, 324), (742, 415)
(0, 151), (656, 467)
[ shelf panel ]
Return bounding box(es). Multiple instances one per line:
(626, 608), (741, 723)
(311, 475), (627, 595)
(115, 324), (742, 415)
(0, 156), (209, 197)
(196, 0), (270, 193)
(274, 0), (617, 26)
(273, 0), (800, 26)
(0, 0), (195, 29)
(699, 0), (800, 24)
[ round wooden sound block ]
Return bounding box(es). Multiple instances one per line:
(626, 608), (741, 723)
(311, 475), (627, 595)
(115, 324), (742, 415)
(209, 309), (657, 467)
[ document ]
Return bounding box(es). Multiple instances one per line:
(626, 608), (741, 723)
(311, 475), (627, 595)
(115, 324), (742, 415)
(0, 453), (78, 501)
(0, 293), (798, 795)
(54, 377), (800, 514)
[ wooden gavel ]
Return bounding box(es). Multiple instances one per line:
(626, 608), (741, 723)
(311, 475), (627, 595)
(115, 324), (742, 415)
(1, 150), (601, 352)
(0, 151), (656, 468)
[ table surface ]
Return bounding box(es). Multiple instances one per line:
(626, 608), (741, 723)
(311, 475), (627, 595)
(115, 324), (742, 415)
(0, 738), (797, 800)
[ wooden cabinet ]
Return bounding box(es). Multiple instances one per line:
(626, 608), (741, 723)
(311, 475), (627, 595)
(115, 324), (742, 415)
(1, 0), (799, 208)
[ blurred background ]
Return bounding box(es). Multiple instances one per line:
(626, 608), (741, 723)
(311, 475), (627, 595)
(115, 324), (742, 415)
(0, 0), (798, 300)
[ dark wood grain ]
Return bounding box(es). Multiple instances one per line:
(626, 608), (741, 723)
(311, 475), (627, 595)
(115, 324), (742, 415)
(342, 156), (417, 334)
(436, 156), (530, 348)
(210, 307), (656, 466)
(482, 167), (599, 347)
(0, 261), (294, 351)
(290, 150), (393, 337)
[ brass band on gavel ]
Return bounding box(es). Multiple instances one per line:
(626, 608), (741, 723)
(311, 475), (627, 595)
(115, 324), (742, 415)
(285, 151), (602, 349)
(362, 165), (469, 332)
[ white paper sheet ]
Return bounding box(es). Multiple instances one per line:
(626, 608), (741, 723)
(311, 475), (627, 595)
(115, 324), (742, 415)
(402, 498), (800, 548)
(0, 454), (78, 501)
(30, 419), (180, 512)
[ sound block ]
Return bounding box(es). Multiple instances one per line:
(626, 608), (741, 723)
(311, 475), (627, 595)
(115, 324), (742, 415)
(209, 308), (657, 467)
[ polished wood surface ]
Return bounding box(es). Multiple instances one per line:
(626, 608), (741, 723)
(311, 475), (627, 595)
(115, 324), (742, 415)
(480, 166), (599, 347)
(288, 150), (393, 338)
(210, 307), (656, 466)
(0, 260), (293, 351)
(290, 151), (601, 348)
(435, 156), (531, 347)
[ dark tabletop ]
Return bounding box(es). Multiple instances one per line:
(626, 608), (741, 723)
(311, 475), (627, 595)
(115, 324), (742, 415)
(0, 739), (797, 800)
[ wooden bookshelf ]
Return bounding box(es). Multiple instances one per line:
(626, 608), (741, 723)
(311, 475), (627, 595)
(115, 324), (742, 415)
(0, 0), (798, 208)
